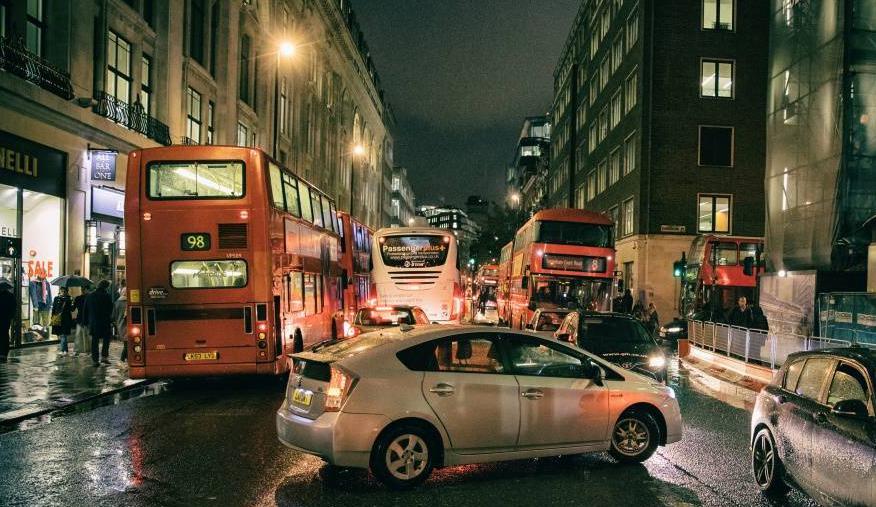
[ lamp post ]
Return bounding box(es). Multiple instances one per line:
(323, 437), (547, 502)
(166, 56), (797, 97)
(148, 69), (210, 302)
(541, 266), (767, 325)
(273, 41), (296, 159)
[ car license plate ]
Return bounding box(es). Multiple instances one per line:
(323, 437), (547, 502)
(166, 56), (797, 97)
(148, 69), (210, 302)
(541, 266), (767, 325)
(292, 388), (312, 407)
(184, 351), (218, 361)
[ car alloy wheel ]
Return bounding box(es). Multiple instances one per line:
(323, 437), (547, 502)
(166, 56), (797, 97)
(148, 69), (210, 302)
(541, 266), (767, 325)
(751, 428), (786, 495)
(384, 433), (429, 481)
(613, 417), (650, 457)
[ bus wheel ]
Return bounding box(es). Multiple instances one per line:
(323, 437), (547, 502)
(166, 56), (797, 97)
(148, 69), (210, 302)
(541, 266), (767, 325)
(293, 331), (304, 353)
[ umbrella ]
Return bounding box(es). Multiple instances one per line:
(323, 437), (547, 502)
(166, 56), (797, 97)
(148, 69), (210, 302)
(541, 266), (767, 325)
(51, 275), (94, 288)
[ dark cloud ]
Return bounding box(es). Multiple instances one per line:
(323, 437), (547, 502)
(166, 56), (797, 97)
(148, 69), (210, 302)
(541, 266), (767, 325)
(353, 0), (579, 205)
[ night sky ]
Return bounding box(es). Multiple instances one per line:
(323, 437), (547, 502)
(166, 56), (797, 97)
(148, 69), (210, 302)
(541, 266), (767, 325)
(353, 0), (580, 207)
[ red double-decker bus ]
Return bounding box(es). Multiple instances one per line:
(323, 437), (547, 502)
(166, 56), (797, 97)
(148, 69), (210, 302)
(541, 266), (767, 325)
(336, 211), (372, 325)
(505, 208), (616, 329)
(125, 146), (342, 378)
(497, 241), (513, 324)
(681, 235), (764, 318)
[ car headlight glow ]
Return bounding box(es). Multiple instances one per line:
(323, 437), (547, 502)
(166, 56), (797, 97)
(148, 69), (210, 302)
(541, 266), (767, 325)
(648, 355), (666, 368)
(667, 326), (682, 333)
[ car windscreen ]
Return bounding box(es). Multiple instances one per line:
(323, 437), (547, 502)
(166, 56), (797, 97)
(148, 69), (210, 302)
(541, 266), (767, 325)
(148, 161), (244, 199)
(535, 220), (612, 247)
(355, 308), (416, 326)
(379, 235), (449, 268)
(577, 317), (656, 353)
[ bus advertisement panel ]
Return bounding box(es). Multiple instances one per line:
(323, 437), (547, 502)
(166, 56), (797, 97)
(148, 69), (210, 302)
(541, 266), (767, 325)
(125, 146), (342, 378)
(505, 208), (616, 329)
(371, 227), (462, 322)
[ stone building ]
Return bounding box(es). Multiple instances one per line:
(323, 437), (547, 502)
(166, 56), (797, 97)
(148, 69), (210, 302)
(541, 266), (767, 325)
(390, 166), (416, 227)
(0, 0), (392, 345)
(549, 0), (769, 320)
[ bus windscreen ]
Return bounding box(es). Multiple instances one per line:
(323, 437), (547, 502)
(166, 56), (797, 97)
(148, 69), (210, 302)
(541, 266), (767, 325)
(380, 235), (449, 268)
(148, 162), (244, 199)
(535, 221), (612, 247)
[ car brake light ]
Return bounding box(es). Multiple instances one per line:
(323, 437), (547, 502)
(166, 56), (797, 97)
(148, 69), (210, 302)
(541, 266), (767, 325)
(325, 365), (357, 411)
(292, 359), (304, 374)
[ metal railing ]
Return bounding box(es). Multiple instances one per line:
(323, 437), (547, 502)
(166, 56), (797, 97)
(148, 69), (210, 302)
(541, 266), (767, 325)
(92, 91), (172, 146)
(687, 319), (860, 369)
(0, 35), (74, 100)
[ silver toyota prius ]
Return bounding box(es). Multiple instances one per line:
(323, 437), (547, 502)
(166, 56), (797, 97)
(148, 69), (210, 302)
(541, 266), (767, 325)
(276, 324), (682, 489)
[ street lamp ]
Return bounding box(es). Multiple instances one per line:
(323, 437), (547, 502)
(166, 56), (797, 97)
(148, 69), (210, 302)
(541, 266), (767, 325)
(510, 192), (521, 207)
(273, 40), (296, 158)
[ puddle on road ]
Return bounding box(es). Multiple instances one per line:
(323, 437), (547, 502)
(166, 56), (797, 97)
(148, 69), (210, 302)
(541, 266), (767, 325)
(1, 381), (169, 434)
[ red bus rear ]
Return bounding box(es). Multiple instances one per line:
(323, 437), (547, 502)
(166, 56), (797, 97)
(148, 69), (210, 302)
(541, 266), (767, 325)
(497, 242), (513, 324)
(506, 208), (616, 329)
(681, 235), (764, 317)
(125, 146), (342, 378)
(337, 211), (372, 326)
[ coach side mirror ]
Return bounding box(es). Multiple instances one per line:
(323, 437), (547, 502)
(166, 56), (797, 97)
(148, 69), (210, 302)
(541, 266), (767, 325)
(832, 399), (869, 418)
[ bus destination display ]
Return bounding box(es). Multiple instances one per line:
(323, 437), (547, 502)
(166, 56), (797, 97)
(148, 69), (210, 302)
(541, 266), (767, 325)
(542, 254), (606, 273)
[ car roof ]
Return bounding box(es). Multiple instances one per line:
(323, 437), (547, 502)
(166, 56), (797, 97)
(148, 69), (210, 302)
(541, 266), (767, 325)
(785, 346), (876, 369)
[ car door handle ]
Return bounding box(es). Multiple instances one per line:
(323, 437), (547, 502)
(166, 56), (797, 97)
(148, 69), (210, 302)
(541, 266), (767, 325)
(429, 383), (455, 396)
(521, 389), (544, 400)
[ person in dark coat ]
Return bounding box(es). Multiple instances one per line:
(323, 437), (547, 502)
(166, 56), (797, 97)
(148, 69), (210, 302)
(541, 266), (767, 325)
(620, 289), (633, 314)
(86, 280), (114, 366)
(646, 302), (660, 336)
(50, 287), (75, 356)
(0, 284), (15, 361)
(727, 296), (754, 328)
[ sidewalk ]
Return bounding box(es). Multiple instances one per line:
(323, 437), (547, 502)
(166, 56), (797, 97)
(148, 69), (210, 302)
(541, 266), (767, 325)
(0, 341), (148, 428)
(679, 345), (775, 412)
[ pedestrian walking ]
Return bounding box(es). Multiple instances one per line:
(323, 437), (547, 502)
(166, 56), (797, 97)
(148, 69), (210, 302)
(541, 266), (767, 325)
(620, 289), (633, 314)
(0, 283), (15, 361)
(50, 287), (75, 356)
(86, 280), (114, 366)
(73, 285), (92, 357)
(112, 289), (128, 362)
(646, 302), (659, 336)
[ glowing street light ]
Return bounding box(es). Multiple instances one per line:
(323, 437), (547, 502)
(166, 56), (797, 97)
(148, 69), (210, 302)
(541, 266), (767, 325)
(352, 144), (366, 157)
(279, 41), (296, 58)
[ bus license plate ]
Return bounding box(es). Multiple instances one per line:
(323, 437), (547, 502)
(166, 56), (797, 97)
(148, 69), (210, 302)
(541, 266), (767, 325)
(184, 351), (218, 361)
(292, 388), (312, 407)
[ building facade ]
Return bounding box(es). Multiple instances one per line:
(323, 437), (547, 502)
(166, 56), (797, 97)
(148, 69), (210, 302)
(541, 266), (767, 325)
(390, 166), (416, 227)
(416, 204), (481, 262)
(0, 0), (392, 346)
(549, 0), (769, 320)
(509, 116), (551, 214)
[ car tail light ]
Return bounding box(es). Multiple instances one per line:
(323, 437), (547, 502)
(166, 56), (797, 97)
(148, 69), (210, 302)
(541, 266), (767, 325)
(324, 365), (357, 411)
(450, 282), (464, 320)
(292, 358), (304, 374)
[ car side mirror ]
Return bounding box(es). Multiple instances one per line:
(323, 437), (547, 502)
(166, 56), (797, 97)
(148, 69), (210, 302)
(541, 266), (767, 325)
(832, 399), (869, 418)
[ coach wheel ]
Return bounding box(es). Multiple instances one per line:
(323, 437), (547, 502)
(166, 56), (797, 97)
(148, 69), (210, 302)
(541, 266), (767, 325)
(293, 331), (304, 353)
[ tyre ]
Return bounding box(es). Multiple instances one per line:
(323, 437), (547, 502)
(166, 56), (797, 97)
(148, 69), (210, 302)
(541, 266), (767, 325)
(609, 409), (660, 463)
(292, 331), (304, 353)
(752, 428), (787, 496)
(370, 424), (436, 489)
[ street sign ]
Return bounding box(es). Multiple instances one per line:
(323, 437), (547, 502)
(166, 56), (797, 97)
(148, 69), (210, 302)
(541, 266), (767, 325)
(90, 150), (117, 181)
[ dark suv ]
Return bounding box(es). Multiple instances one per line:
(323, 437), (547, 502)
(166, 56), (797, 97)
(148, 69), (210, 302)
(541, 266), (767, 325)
(554, 312), (667, 382)
(750, 347), (876, 505)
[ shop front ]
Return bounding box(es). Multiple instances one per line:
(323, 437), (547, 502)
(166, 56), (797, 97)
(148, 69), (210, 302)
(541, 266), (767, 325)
(0, 130), (67, 347)
(87, 185), (125, 292)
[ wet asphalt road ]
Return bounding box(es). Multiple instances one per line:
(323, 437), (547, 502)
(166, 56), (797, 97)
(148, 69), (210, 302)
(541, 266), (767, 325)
(0, 356), (817, 507)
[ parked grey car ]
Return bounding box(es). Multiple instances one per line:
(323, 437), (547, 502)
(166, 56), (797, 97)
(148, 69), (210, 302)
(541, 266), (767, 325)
(750, 347), (876, 505)
(277, 325), (682, 488)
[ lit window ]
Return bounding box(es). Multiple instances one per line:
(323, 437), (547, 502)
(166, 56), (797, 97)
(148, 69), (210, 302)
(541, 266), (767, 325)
(625, 68), (638, 112)
(237, 122), (247, 147)
(140, 54), (152, 114)
(599, 108), (608, 141)
(703, 0), (734, 30)
(622, 197), (634, 236)
(611, 91), (622, 128)
(26, 0), (45, 56)
(626, 8), (639, 51)
(701, 60), (734, 98)
(600, 56), (610, 89)
(107, 31), (132, 104)
(612, 35), (623, 72)
(698, 194), (731, 233)
(609, 148), (621, 184)
(587, 171), (597, 201)
(598, 160), (608, 193)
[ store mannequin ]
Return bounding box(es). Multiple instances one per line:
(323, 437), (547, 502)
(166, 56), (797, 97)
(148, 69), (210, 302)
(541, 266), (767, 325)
(28, 275), (52, 329)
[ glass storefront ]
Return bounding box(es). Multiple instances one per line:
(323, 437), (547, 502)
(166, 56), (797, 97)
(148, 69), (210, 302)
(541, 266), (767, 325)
(0, 131), (67, 347)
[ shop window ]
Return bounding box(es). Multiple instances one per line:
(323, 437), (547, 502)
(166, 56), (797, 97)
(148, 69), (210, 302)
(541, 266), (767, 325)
(698, 194), (731, 233)
(699, 126), (734, 166)
(107, 30), (132, 104)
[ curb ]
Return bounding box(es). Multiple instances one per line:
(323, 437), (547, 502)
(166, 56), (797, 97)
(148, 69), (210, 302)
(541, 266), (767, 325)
(0, 378), (158, 431)
(680, 356), (761, 412)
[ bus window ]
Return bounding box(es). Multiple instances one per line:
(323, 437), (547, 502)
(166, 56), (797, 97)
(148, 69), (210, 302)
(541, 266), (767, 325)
(304, 274), (316, 315)
(321, 196), (333, 232)
(310, 192), (324, 228)
(148, 161), (244, 199)
(269, 163), (284, 210)
(714, 242), (738, 265)
(170, 259), (247, 288)
(282, 173), (300, 217)
(331, 204), (340, 233)
(535, 221), (612, 247)
(290, 272), (304, 311)
(299, 184), (313, 222)
(740, 242), (759, 261)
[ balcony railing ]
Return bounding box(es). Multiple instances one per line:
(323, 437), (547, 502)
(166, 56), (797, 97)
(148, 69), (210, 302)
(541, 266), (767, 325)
(93, 91), (172, 146)
(0, 35), (74, 100)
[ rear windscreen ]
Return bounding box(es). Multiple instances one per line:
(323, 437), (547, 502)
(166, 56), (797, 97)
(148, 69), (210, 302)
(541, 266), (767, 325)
(380, 235), (449, 268)
(148, 161), (244, 199)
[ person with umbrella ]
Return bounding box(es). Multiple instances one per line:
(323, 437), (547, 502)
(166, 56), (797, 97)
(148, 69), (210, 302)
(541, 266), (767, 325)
(51, 275), (93, 357)
(50, 287), (75, 356)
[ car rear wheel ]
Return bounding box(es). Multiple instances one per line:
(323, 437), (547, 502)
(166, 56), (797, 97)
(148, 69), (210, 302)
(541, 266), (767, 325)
(609, 410), (659, 463)
(371, 425), (435, 489)
(752, 428), (787, 496)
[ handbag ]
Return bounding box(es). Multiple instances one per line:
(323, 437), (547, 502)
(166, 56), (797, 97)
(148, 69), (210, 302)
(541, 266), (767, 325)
(50, 313), (62, 326)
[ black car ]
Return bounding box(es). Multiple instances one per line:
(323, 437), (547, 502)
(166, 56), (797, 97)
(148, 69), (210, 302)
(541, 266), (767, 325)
(554, 312), (667, 382)
(750, 347), (876, 505)
(658, 317), (687, 342)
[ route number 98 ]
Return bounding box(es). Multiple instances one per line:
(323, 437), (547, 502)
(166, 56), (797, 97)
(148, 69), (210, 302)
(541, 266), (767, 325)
(181, 233), (211, 251)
